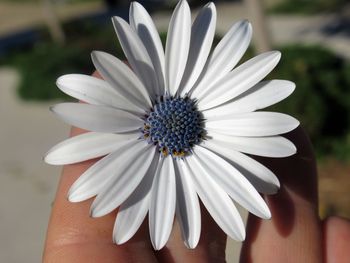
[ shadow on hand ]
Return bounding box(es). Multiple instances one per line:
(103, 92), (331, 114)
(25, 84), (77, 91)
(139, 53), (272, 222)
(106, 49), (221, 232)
(240, 126), (318, 262)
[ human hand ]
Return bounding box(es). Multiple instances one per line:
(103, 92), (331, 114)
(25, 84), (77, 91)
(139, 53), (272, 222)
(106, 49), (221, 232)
(240, 127), (350, 262)
(43, 74), (350, 263)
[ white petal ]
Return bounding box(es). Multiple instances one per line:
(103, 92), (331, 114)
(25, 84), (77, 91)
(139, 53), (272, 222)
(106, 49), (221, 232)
(112, 16), (159, 98)
(201, 139), (280, 194)
(203, 80), (296, 118)
(198, 51), (281, 110)
(68, 139), (139, 202)
(45, 132), (138, 165)
(90, 142), (156, 217)
(185, 155), (245, 241)
(207, 131), (297, 158)
(91, 51), (152, 109)
(178, 2), (216, 96)
(129, 2), (165, 94)
(90, 141), (156, 217)
(193, 146), (271, 219)
(113, 153), (159, 244)
(165, 0), (191, 95)
(190, 20), (252, 99)
(149, 157), (176, 250)
(205, 111), (299, 137)
(51, 103), (143, 133)
(174, 160), (201, 248)
(56, 74), (143, 114)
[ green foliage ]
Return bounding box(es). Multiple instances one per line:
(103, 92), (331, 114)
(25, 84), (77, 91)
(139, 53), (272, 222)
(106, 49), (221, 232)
(1, 20), (124, 101)
(11, 43), (90, 100)
(269, 0), (348, 14)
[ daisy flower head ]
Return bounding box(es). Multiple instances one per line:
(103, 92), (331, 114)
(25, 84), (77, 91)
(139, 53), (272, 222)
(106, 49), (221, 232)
(45, 0), (299, 250)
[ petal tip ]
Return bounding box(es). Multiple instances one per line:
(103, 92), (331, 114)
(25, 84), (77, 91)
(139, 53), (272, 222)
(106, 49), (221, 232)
(114, 234), (127, 245)
(261, 206), (272, 220)
(178, 0), (190, 10)
(274, 179), (281, 190)
(287, 80), (296, 91)
(89, 206), (99, 218)
(264, 50), (281, 62)
(130, 1), (140, 9)
(237, 229), (246, 242)
(150, 232), (168, 250)
(111, 16), (125, 28)
(43, 152), (55, 165)
(273, 50), (282, 61)
(292, 118), (301, 131)
(184, 239), (199, 249)
(90, 50), (100, 63)
(67, 189), (82, 203)
(291, 142), (297, 154)
(241, 18), (251, 27)
(204, 1), (215, 9)
(152, 241), (165, 251)
(56, 75), (65, 87)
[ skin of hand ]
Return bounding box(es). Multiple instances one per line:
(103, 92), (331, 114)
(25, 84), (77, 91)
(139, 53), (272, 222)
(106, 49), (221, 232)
(43, 73), (350, 263)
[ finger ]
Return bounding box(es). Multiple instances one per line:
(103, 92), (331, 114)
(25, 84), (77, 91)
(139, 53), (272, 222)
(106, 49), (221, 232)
(323, 216), (350, 263)
(44, 73), (158, 262)
(155, 204), (227, 263)
(43, 127), (158, 262)
(240, 127), (323, 262)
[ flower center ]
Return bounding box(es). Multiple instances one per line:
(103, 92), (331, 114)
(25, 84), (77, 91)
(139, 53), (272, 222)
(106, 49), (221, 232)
(142, 96), (203, 157)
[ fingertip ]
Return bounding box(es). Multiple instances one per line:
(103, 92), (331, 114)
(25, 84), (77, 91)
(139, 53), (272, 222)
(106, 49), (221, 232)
(323, 216), (350, 262)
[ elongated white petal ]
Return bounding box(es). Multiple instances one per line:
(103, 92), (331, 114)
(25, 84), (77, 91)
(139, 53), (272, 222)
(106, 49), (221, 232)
(185, 155), (245, 241)
(207, 131), (296, 158)
(90, 142), (156, 217)
(56, 74), (143, 114)
(129, 2), (165, 94)
(203, 80), (295, 118)
(68, 139), (138, 202)
(201, 139), (280, 194)
(45, 132), (138, 165)
(178, 2), (216, 96)
(91, 51), (152, 109)
(149, 157), (176, 250)
(165, 0), (191, 95)
(174, 161), (201, 248)
(51, 103), (143, 133)
(112, 16), (159, 97)
(198, 51), (281, 110)
(190, 20), (252, 99)
(114, 153), (160, 244)
(193, 146), (270, 219)
(205, 111), (299, 137)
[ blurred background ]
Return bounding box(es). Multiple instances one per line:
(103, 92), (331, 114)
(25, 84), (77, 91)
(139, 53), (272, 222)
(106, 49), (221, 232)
(0, 0), (349, 262)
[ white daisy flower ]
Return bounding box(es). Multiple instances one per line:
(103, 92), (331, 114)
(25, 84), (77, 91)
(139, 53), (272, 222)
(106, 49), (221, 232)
(45, 0), (299, 250)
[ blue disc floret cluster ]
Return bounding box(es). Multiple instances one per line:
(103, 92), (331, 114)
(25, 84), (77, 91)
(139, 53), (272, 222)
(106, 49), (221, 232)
(142, 96), (204, 157)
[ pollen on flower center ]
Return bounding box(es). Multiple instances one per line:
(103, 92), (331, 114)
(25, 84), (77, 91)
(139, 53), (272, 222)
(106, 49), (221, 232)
(142, 96), (204, 157)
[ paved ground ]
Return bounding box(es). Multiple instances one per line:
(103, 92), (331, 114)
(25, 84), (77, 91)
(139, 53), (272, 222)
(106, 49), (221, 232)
(0, 1), (349, 262)
(0, 1), (104, 35)
(0, 68), (67, 262)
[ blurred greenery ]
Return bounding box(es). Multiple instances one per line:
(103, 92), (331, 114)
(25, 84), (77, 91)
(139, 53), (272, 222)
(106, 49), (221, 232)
(1, 20), (124, 100)
(267, 45), (350, 160)
(1, 20), (350, 160)
(270, 0), (348, 14)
